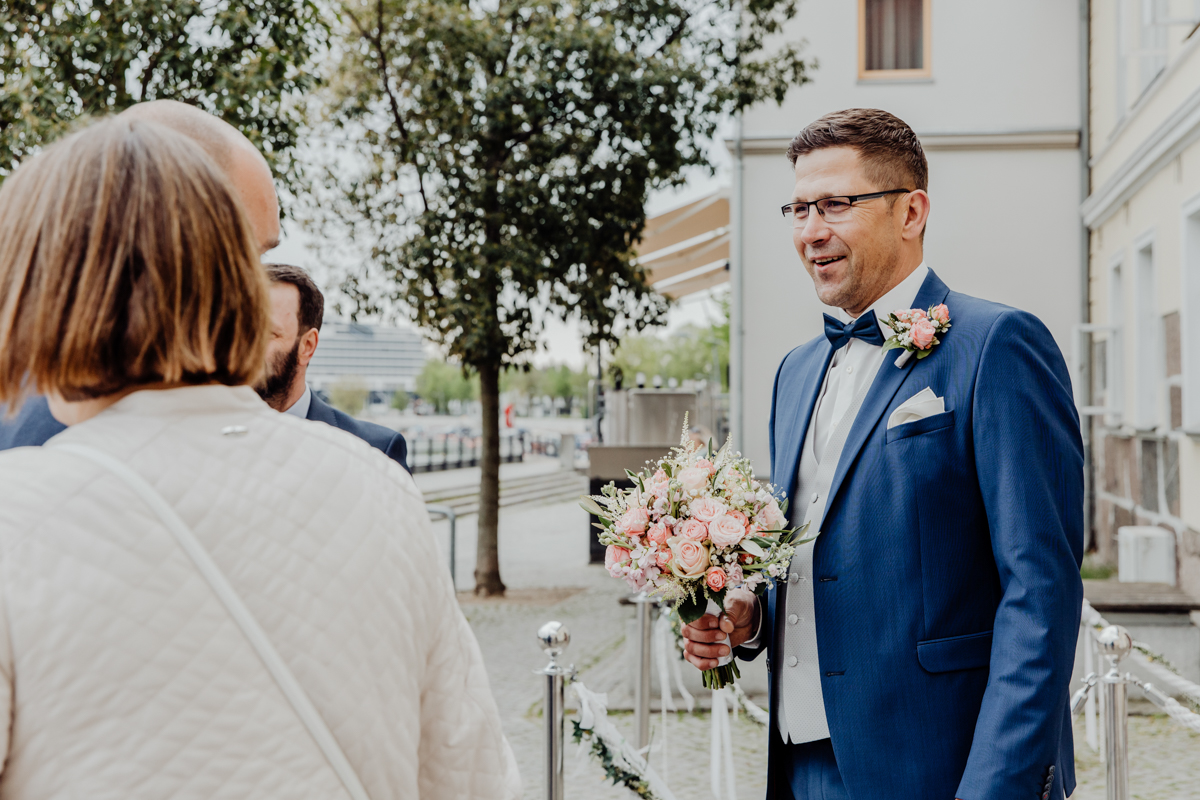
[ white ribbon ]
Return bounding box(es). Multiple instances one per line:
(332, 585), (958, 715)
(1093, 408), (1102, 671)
(709, 687), (737, 800)
(572, 681), (679, 800)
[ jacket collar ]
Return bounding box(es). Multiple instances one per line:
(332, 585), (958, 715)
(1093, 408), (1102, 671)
(101, 385), (268, 417)
(305, 392), (339, 425)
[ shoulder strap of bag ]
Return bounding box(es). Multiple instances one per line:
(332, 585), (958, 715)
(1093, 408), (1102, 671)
(51, 442), (370, 800)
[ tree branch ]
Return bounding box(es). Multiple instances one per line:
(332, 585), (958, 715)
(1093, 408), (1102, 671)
(345, 0), (429, 212)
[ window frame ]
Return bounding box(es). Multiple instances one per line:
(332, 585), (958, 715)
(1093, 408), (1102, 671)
(1180, 191), (1200, 433)
(858, 0), (933, 80)
(1132, 230), (1161, 431)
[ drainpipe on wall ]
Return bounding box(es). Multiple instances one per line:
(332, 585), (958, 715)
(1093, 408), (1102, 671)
(731, 112), (745, 456)
(1080, 0), (1094, 551)
(729, 0), (746, 457)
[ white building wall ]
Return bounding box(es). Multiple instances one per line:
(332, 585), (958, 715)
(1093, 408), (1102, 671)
(733, 0), (1084, 473)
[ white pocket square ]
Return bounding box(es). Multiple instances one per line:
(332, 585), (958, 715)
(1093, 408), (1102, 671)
(887, 387), (945, 429)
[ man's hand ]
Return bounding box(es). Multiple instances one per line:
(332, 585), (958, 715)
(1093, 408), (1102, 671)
(681, 587), (758, 670)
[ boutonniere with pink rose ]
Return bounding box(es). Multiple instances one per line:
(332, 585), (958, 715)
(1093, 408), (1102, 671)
(883, 303), (951, 367)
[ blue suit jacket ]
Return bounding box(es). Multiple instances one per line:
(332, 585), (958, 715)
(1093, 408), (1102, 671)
(0, 396), (66, 449)
(306, 392), (409, 473)
(737, 270), (1083, 800)
(0, 392), (410, 475)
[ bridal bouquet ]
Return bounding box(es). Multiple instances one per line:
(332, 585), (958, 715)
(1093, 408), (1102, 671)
(581, 420), (808, 689)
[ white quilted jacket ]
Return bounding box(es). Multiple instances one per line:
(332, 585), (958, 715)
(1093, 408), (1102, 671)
(0, 386), (520, 799)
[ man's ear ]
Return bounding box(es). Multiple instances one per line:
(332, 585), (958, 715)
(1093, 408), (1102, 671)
(297, 327), (320, 367)
(901, 190), (931, 241)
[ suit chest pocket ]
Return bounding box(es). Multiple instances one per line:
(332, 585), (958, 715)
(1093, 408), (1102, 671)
(885, 409), (955, 444)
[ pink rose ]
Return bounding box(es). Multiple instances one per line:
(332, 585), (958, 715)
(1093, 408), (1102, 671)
(678, 467), (709, 493)
(930, 303), (950, 324)
(647, 521), (670, 545)
(910, 317), (936, 350)
(690, 497), (726, 522)
(708, 512), (748, 548)
(695, 458), (717, 476)
(605, 545), (631, 575)
(758, 498), (786, 531)
(678, 518), (709, 542)
(667, 536), (709, 578)
(705, 566), (726, 592)
(656, 549), (672, 569)
(617, 506), (650, 535)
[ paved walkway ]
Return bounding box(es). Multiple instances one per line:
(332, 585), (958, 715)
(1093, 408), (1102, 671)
(442, 498), (1200, 799)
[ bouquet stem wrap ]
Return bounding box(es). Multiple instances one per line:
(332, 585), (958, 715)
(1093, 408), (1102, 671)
(703, 599), (740, 690)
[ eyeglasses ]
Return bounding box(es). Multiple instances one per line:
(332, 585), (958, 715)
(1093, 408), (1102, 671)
(781, 189), (912, 225)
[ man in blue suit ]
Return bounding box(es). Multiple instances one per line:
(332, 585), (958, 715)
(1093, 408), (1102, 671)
(259, 264), (409, 472)
(682, 109), (1083, 800)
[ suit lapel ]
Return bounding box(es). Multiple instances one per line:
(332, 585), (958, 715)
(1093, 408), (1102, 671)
(305, 393), (338, 426)
(772, 343), (835, 507)
(818, 269), (951, 531)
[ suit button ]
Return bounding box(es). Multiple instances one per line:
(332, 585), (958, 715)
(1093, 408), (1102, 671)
(789, 572), (799, 584)
(1048, 766), (1055, 775)
(787, 614), (798, 625)
(787, 656), (798, 667)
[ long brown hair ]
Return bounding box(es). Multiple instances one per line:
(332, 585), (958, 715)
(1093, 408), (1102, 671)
(0, 117), (270, 408)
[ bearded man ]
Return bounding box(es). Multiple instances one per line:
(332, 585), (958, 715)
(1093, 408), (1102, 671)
(259, 264), (409, 472)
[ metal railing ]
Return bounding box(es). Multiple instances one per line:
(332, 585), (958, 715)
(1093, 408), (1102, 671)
(536, 622), (573, 800)
(425, 504), (458, 587)
(1072, 614), (1200, 800)
(408, 431), (568, 472)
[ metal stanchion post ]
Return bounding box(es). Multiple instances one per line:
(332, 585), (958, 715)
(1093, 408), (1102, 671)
(1097, 625), (1132, 800)
(536, 622), (572, 800)
(631, 592), (653, 750)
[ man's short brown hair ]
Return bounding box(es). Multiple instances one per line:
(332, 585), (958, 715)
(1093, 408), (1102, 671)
(265, 264), (324, 334)
(786, 108), (928, 192)
(0, 117), (270, 408)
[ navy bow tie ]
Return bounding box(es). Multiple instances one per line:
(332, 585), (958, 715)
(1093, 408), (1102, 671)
(824, 310), (886, 350)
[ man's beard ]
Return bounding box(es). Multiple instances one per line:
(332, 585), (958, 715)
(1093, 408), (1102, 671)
(256, 338), (301, 409)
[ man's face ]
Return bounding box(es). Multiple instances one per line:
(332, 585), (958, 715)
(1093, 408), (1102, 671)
(790, 146), (905, 314)
(256, 283), (302, 405)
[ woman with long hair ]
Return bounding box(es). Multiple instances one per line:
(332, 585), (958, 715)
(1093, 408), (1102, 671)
(0, 117), (519, 798)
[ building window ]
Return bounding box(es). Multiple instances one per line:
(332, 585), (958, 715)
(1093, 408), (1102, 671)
(1106, 254), (1126, 426)
(1164, 311), (1182, 429)
(1134, 236), (1159, 429)
(859, 0), (931, 79)
(1183, 198), (1200, 431)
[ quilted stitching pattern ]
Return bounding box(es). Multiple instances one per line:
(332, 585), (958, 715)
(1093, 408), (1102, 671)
(0, 386), (519, 799)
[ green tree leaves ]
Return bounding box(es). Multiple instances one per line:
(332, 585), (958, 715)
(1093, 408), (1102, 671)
(0, 0), (327, 194)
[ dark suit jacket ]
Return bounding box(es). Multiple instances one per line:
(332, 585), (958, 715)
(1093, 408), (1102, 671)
(306, 392), (409, 473)
(736, 269), (1084, 800)
(0, 396), (67, 449)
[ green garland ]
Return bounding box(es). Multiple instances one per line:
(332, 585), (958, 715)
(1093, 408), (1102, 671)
(570, 719), (658, 799)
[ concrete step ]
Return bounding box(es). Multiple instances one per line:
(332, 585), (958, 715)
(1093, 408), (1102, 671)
(424, 470), (588, 516)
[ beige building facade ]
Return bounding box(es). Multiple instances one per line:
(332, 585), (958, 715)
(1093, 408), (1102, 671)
(1083, 1), (1200, 595)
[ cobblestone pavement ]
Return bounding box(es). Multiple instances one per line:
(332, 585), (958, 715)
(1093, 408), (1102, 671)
(1069, 714), (1200, 800)
(440, 493), (1199, 799)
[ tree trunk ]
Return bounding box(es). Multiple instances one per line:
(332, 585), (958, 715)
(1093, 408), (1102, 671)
(474, 360), (506, 596)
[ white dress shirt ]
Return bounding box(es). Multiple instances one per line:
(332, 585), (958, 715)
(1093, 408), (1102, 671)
(812, 263), (929, 459)
(741, 263), (928, 743)
(283, 386), (312, 420)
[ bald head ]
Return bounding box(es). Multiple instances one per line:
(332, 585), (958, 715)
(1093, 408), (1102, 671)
(120, 100), (280, 252)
